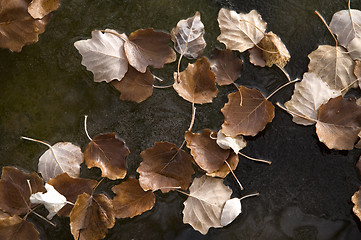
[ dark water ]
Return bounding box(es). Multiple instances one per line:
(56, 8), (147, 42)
(1, 0), (361, 239)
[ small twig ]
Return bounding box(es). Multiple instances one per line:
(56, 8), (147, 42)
(266, 79), (300, 100)
(225, 160), (244, 190)
(239, 192), (260, 201)
(239, 152), (271, 165)
(84, 115), (93, 141)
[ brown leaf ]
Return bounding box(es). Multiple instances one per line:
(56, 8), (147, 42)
(316, 96), (361, 150)
(28, 0), (60, 19)
(209, 49), (243, 86)
(0, 0), (50, 52)
(355, 60), (361, 89)
(70, 193), (115, 240)
(48, 173), (97, 217)
(258, 32), (290, 68)
(0, 214), (39, 240)
(173, 57), (218, 104)
(221, 87), (275, 137)
(206, 152), (239, 178)
(84, 133), (130, 180)
(0, 167), (45, 215)
(352, 187), (361, 221)
(124, 28), (176, 73)
(111, 65), (154, 103)
(248, 46), (266, 67)
(137, 142), (194, 193)
(112, 178), (155, 218)
(185, 129), (229, 173)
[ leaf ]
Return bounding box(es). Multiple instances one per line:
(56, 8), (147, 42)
(329, 9), (361, 48)
(84, 133), (129, 180)
(355, 60), (361, 89)
(316, 96), (361, 150)
(221, 87), (275, 137)
(48, 173), (97, 217)
(248, 46), (266, 67)
(308, 45), (356, 91)
(206, 152), (239, 178)
(38, 141), (83, 182)
(284, 72), (341, 126)
(111, 65), (154, 103)
(170, 11), (206, 59)
(352, 187), (361, 221)
(209, 49), (243, 86)
(0, 167), (45, 215)
(217, 8), (267, 53)
(28, 0), (60, 19)
(70, 193), (115, 240)
(182, 175), (232, 235)
(74, 29), (128, 83)
(0, 0), (50, 52)
(30, 183), (67, 219)
(0, 214), (39, 240)
(184, 129), (229, 173)
(137, 142), (194, 193)
(124, 28), (176, 73)
(173, 57), (218, 104)
(258, 31), (290, 68)
(112, 178), (155, 218)
(348, 37), (361, 61)
(220, 198), (242, 226)
(216, 130), (247, 154)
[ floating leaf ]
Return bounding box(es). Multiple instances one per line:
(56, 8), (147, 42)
(220, 198), (242, 226)
(28, 0), (60, 19)
(170, 11), (206, 59)
(70, 193), (115, 240)
(217, 8), (267, 53)
(352, 187), (361, 221)
(221, 87), (275, 137)
(182, 175), (232, 235)
(0, 214), (39, 240)
(48, 173), (97, 217)
(112, 178), (155, 218)
(209, 49), (243, 86)
(308, 45), (356, 91)
(258, 31), (290, 68)
(0, 167), (45, 215)
(124, 28), (176, 73)
(0, 0), (50, 52)
(206, 152), (238, 178)
(74, 29), (128, 83)
(173, 57), (218, 104)
(185, 129), (229, 173)
(216, 130), (247, 154)
(137, 142), (194, 193)
(285, 72), (341, 126)
(84, 133), (129, 180)
(111, 65), (154, 103)
(30, 183), (67, 219)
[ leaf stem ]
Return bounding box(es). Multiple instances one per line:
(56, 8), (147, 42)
(239, 192), (260, 201)
(266, 78), (300, 100)
(20, 136), (52, 149)
(84, 115), (93, 141)
(153, 84), (174, 89)
(340, 78), (359, 92)
(100, 30), (128, 42)
(225, 160), (244, 190)
(314, 11), (338, 46)
(153, 75), (164, 82)
(31, 210), (57, 227)
(239, 152), (271, 165)
(188, 103), (196, 132)
(276, 64), (291, 82)
(233, 82), (243, 106)
(176, 54), (184, 83)
(276, 102), (316, 122)
(91, 177), (105, 195)
(176, 189), (192, 198)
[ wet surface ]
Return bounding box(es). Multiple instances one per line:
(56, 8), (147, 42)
(1, 0), (361, 239)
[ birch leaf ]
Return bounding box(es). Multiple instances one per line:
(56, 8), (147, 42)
(216, 130), (247, 154)
(0, 215), (39, 240)
(74, 29), (128, 83)
(182, 175), (232, 235)
(259, 31), (290, 68)
(170, 11), (206, 59)
(217, 8), (267, 53)
(28, 0), (60, 19)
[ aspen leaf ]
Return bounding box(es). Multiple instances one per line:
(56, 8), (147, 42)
(220, 198), (242, 226)
(258, 31), (290, 68)
(182, 175), (232, 235)
(173, 57), (218, 104)
(216, 130), (247, 154)
(206, 152), (239, 178)
(217, 8), (267, 53)
(137, 142), (194, 193)
(70, 193), (115, 240)
(170, 11), (206, 59)
(221, 87), (275, 137)
(112, 178), (155, 219)
(352, 187), (361, 221)
(74, 29), (128, 83)
(111, 65), (154, 103)
(209, 49), (243, 86)
(0, 214), (39, 240)
(248, 46), (266, 67)
(84, 133), (129, 180)
(124, 28), (176, 73)
(28, 0), (60, 19)
(348, 37), (361, 61)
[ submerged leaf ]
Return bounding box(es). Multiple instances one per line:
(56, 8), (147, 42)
(112, 178), (155, 219)
(28, 0), (60, 19)
(84, 133), (129, 180)
(0, 214), (39, 240)
(258, 31), (290, 68)
(137, 142), (194, 193)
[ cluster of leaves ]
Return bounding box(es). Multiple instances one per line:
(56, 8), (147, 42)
(0, 0), (60, 52)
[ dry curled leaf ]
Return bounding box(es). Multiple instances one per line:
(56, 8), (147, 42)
(74, 29), (128, 83)
(182, 175), (232, 235)
(28, 0), (60, 19)
(217, 8), (267, 53)
(209, 49), (243, 86)
(112, 178), (155, 219)
(173, 57), (218, 104)
(222, 87), (275, 137)
(137, 142), (194, 193)
(352, 187), (361, 221)
(124, 28), (176, 73)
(0, 214), (39, 240)
(70, 193), (115, 240)
(216, 130), (247, 154)
(170, 11), (206, 59)
(84, 133), (129, 180)
(258, 31), (290, 68)
(111, 65), (154, 103)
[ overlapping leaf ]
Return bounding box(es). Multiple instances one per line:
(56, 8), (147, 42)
(348, 37), (361, 60)
(206, 152), (238, 178)
(216, 130), (247, 154)
(0, 214), (39, 240)
(352, 187), (361, 221)
(220, 198), (242, 226)
(258, 31), (290, 68)
(28, 0), (60, 19)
